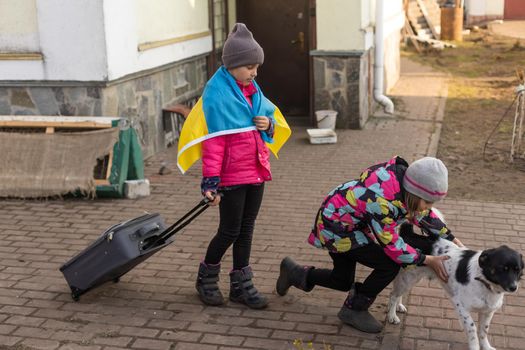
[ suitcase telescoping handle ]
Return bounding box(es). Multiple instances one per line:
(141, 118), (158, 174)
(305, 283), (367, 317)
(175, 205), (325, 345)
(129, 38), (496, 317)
(141, 197), (212, 250)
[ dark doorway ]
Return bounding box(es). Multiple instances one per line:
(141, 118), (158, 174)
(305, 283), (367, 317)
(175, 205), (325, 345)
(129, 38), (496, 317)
(236, 0), (313, 117)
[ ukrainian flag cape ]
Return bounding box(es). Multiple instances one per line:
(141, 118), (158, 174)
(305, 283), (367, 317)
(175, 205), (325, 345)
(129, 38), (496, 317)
(177, 66), (291, 173)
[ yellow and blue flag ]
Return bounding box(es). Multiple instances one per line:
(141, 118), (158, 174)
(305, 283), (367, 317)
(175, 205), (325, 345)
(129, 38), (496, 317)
(177, 66), (291, 173)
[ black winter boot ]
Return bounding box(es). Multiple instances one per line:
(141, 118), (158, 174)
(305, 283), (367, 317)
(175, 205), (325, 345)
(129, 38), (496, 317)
(229, 266), (268, 309)
(196, 262), (224, 306)
(337, 283), (383, 333)
(276, 256), (314, 296)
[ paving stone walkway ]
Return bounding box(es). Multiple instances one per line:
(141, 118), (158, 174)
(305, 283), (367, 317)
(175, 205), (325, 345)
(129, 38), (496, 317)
(1, 58), (524, 350)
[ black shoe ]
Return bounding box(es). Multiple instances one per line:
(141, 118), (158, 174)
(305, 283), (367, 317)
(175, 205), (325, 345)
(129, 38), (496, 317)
(276, 257), (314, 296)
(229, 266), (268, 309)
(195, 262), (224, 306)
(337, 305), (383, 333)
(337, 283), (383, 333)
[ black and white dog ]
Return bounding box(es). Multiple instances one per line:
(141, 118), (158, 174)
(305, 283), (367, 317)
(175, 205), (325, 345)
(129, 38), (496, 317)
(387, 215), (523, 350)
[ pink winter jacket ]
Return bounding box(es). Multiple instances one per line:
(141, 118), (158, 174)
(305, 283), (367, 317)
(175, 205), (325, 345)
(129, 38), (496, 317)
(202, 130), (272, 187)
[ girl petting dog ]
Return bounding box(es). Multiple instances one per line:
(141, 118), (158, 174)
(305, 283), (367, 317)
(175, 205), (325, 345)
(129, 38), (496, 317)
(177, 23), (290, 309)
(276, 156), (464, 333)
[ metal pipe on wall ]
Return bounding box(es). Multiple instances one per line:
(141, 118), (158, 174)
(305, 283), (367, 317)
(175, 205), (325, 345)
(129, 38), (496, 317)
(373, 0), (395, 114)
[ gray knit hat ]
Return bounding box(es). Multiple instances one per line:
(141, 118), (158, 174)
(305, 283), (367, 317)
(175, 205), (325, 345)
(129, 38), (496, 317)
(403, 157), (448, 202)
(222, 23), (264, 69)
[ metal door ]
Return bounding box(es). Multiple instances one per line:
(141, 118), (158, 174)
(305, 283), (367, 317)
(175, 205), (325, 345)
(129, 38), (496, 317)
(236, 0), (313, 116)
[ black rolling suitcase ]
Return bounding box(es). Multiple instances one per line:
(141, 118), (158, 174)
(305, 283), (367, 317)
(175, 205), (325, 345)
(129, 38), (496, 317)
(60, 199), (209, 301)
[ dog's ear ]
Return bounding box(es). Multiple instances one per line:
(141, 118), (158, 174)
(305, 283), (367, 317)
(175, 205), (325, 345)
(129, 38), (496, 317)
(521, 253), (524, 270)
(479, 249), (493, 269)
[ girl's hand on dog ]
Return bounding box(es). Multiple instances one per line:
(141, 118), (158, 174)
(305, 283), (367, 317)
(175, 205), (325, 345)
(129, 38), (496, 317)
(453, 238), (465, 248)
(425, 255), (450, 282)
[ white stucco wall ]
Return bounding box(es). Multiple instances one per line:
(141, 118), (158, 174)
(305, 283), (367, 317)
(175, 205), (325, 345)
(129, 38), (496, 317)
(316, 0), (404, 52)
(317, 0), (364, 51)
(136, 0), (209, 43)
(0, 0), (212, 82)
(0, 0), (107, 81)
(103, 0), (211, 80)
(38, 0), (108, 80)
(0, 0), (39, 52)
(315, 0), (404, 92)
(466, 0), (504, 16)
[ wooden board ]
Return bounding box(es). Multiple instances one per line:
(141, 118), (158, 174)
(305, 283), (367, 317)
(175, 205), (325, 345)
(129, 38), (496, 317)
(0, 116), (120, 129)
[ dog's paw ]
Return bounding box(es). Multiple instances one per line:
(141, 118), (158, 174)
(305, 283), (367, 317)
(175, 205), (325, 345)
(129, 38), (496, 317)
(387, 313), (401, 324)
(397, 303), (407, 313)
(480, 342), (496, 350)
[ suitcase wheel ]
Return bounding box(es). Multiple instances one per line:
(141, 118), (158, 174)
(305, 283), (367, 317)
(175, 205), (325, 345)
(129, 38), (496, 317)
(113, 277), (120, 283)
(71, 292), (80, 302)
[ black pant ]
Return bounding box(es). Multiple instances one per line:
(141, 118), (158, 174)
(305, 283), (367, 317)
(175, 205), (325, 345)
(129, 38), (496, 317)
(204, 184), (264, 269)
(307, 243), (400, 298)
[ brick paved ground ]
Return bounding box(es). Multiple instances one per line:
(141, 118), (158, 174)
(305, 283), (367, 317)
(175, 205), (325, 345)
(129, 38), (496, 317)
(1, 58), (524, 350)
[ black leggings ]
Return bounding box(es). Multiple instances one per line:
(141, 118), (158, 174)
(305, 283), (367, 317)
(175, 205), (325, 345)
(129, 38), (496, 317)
(307, 243), (400, 298)
(204, 184), (264, 269)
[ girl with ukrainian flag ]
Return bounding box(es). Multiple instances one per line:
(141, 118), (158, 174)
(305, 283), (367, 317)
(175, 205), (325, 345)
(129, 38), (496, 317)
(177, 23), (290, 309)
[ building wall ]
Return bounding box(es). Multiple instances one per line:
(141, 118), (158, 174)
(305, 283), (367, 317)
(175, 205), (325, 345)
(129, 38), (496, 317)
(465, 0), (504, 25)
(0, 57), (207, 158)
(0, 0), (212, 158)
(317, 0), (367, 51)
(102, 57), (208, 157)
(0, 0), (39, 52)
(313, 0), (403, 129)
(466, 0), (504, 16)
(0, 0), (107, 81)
(312, 50), (372, 129)
(0, 0), (212, 81)
(105, 0), (211, 81)
(136, 0), (209, 43)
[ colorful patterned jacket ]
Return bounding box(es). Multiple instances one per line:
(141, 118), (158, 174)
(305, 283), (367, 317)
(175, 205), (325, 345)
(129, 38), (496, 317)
(307, 156), (455, 267)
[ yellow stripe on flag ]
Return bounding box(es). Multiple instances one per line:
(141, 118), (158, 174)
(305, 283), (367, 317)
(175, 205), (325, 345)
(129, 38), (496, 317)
(267, 106), (291, 158)
(177, 99), (291, 173)
(177, 98), (208, 173)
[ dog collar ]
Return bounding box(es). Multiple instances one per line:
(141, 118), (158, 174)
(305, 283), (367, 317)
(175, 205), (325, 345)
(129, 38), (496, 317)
(475, 277), (493, 292)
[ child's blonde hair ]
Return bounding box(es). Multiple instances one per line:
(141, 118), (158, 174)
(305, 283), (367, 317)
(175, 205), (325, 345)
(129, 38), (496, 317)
(404, 191), (422, 219)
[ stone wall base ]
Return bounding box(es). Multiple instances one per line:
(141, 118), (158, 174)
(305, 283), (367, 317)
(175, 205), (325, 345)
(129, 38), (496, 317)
(311, 49), (373, 129)
(0, 55), (207, 158)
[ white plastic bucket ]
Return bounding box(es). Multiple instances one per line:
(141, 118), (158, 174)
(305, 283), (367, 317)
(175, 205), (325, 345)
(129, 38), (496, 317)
(315, 110), (338, 130)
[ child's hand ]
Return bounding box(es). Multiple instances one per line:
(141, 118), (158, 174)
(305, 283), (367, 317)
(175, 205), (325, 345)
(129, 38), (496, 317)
(204, 191), (221, 206)
(253, 116), (270, 131)
(424, 255), (450, 282)
(453, 238), (464, 248)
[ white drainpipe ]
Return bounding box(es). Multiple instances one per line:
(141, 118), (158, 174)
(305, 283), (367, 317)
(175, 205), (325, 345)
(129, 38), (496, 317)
(374, 0), (395, 114)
